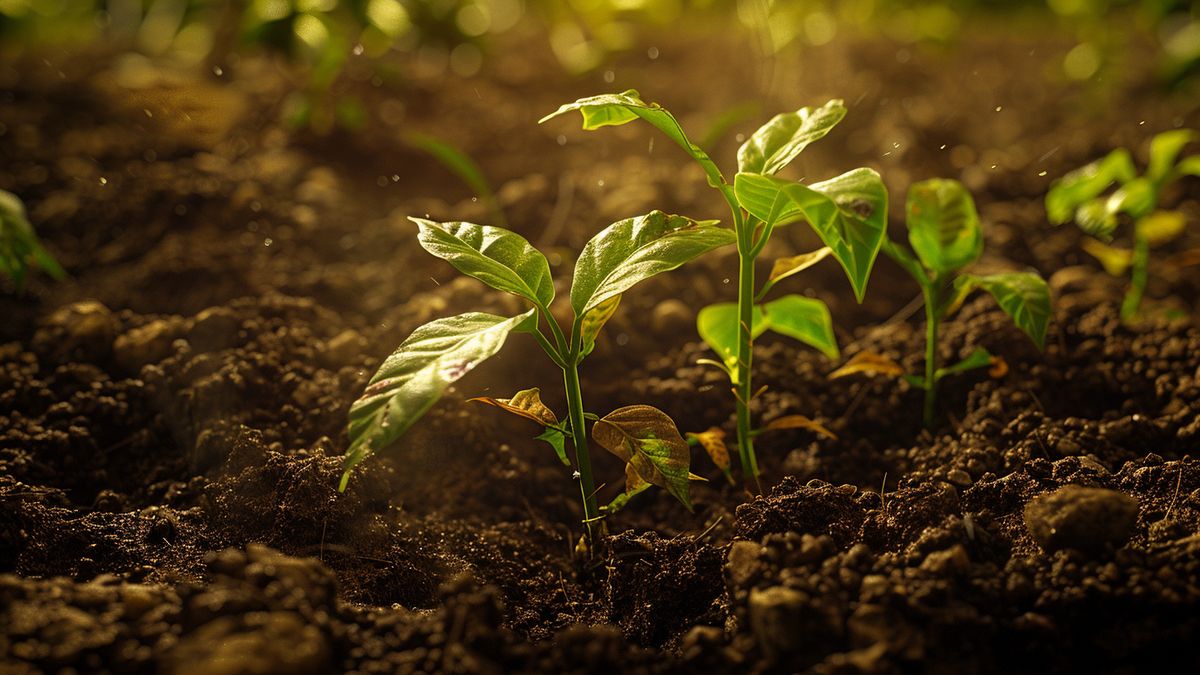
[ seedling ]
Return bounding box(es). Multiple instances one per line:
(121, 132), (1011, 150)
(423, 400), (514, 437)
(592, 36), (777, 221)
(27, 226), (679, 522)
(541, 92), (886, 490)
(340, 210), (735, 543)
(0, 189), (66, 291)
(1046, 129), (1198, 321)
(840, 179), (1050, 427)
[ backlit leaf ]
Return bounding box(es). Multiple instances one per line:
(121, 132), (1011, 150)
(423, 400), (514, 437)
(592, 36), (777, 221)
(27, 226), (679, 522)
(697, 302), (766, 376)
(955, 272), (1051, 349)
(759, 247), (833, 298)
(414, 218), (554, 306)
(1105, 177), (1155, 221)
(468, 387), (558, 426)
(686, 427), (731, 472)
(735, 169), (888, 301)
(762, 414), (837, 439)
(342, 309), (535, 490)
(579, 294), (621, 357)
(1135, 210), (1186, 247)
(905, 178), (982, 273)
(570, 210), (734, 317)
(737, 99), (847, 175)
(540, 90), (726, 190)
(1074, 199), (1118, 241)
(829, 350), (907, 380)
(1147, 129), (1195, 184)
(536, 427), (570, 466)
(0, 189), (66, 290)
(1045, 148), (1135, 225)
(1178, 155), (1200, 177)
(761, 295), (839, 359)
(1080, 238), (1133, 276)
(592, 405), (693, 510)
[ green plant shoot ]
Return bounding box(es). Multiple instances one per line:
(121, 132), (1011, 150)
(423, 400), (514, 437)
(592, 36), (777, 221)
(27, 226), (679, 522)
(541, 91), (886, 490)
(1045, 128), (1198, 321)
(340, 211), (734, 545)
(0, 189), (66, 291)
(840, 179), (1051, 427)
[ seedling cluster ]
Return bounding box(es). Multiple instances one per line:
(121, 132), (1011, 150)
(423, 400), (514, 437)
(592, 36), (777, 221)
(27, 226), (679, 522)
(1046, 129), (1198, 321)
(341, 94), (1192, 542)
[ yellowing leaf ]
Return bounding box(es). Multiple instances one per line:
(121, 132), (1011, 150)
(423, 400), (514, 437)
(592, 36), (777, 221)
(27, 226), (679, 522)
(1136, 210), (1186, 247)
(768, 247), (833, 285)
(468, 387), (559, 426)
(686, 427), (730, 471)
(988, 355), (1009, 378)
(579, 294), (620, 356)
(593, 405), (693, 510)
(1081, 238), (1133, 276)
(829, 351), (906, 380)
(762, 414), (837, 439)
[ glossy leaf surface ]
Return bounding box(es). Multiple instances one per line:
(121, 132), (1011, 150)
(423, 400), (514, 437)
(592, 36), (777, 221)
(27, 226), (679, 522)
(592, 405), (693, 510)
(737, 99), (846, 175)
(342, 309), (535, 490)
(955, 272), (1051, 349)
(414, 218), (554, 307)
(905, 178), (982, 273)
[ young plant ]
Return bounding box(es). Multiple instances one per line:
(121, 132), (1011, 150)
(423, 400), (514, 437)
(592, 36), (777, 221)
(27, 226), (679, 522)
(541, 92), (886, 490)
(0, 189), (66, 291)
(846, 178), (1051, 427)
(1046, 129), (1198, 321)
(339, 210), (735, 543)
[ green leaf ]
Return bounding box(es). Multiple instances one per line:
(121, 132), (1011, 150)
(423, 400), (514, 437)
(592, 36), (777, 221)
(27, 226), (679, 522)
(761, 295), (839, 359)
(758, 247), (832, 299)
(697, 302), (766, 376)
(1135, 210), (1186, 247)
(540, 90), (726, 190)
(1178, 155), (1200, 177)
(1045, 148), (1136, 225)
(905, 178), (982, 273)
(955, 272), (1051, 349)
(414, 218), (554, 307)
(403, 132), (506, 227)
(735, 169), (888, 302)
(1074, 198), (1119, 241)
(1081, 238), (1133, 276)
(570, 210), (734, 317)
(592, 404), (694, 510)
(737, 99), (847, 175)
(1147, 129), (1194, 184)
(342, 309), (535, 490)
(536, 427), (570, 466)
(934, 347), (993, 381)
(0, 189), (66, 290)
(579, 294), (620, 357)
(1105, 177), (1156, 221)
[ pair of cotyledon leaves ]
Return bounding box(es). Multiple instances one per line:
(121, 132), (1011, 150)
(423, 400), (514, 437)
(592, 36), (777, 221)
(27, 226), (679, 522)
(340, 209), (734, 496)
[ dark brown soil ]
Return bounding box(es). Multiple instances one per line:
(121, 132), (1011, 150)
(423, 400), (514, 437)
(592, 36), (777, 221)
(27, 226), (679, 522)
(2, 15), (1200, 675)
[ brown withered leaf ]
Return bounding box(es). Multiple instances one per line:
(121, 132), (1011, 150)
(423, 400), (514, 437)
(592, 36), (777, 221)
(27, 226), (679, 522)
(762, 414), (837, 440)
(468, 387), (558, 426)
(686, 427), (730, 472)
(828, 350), (906, 380)
(593, 404), (693, 509)
(768, 247), (833, 285)
(988, 355), (1009, 378)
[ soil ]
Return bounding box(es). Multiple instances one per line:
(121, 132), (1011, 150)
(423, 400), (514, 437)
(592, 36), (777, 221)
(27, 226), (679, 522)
(3, 15), (1200, 675)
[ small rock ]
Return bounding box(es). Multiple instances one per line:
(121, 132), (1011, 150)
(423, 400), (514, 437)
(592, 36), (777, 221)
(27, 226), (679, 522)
(726, 541), (763, 586)
(652, 299), (693, 336)
(319, 329), (366, 368)
(162, 611), (331, 675)
(748, 586), (807, 660)
(946, 469), (972, 487)
(1024, 485), (1138, 555)
(920, 544), (970, 575)
(113, 319), (183, 371)
(189, 307), (240, 352)
(33, 300), (117, 362)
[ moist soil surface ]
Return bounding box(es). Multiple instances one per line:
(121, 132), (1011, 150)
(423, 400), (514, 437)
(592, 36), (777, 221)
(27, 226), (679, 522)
(3, 18), (1200, 675)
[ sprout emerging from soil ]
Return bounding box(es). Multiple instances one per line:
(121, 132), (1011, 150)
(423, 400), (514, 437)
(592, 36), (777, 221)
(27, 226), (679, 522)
(541, 91), (885, 491)
(0, 189), (66, 291)
(340, 211), (734, 546)
(836, 179), (1051, 427)
(1046, 128), (1198, 321)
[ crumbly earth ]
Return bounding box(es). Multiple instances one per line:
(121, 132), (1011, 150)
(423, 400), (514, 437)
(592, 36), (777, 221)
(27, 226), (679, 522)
(2, 19), (1200, 675)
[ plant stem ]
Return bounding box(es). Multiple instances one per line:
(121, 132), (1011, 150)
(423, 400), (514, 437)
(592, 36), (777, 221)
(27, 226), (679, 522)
(562, 358), (599, 543)
(1121, 230), (1150, 322)
(922, 280), (941, 428)
(734, 244), (762, 493)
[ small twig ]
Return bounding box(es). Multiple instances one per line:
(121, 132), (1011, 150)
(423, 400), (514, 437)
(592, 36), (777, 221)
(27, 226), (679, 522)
(1166, 465), (1184, 521)
(879, 472), (889, 514)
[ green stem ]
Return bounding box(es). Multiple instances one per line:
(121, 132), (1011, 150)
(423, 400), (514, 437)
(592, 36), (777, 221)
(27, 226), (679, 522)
(562, 349), (599, 544)
(1121, 231), (1150, 322)
(734, 240), (762, 493)
(922, 279), (941, 428)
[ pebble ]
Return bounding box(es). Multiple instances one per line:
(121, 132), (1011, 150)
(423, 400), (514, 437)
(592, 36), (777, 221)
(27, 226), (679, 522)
(1024, 485), (1139, 555)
